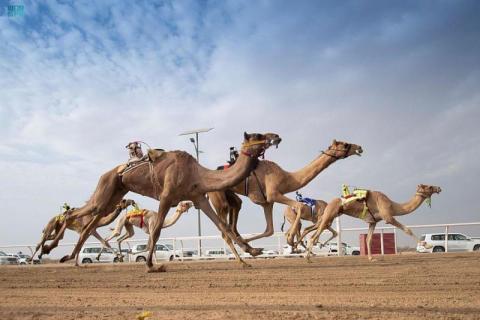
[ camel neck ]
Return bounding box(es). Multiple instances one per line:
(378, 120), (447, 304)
(97, 206), (124, 227)
(289, 154), (337, 191)
(163, 208), (185, 228)
(392, 194), (426, 215)
(200, 151), (258, 192)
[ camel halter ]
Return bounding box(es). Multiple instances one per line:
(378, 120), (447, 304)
(321, 144), (352, 160)
(241, 139), (268, 158)
(416, 191), (432, 208)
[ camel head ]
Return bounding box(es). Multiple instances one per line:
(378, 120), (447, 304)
(177, 200), (194, 213)
(323, 140), (363, 159)
(241, 132), (282, 158)
(416, 184), (442, 198)
(118, 199), (136, 210)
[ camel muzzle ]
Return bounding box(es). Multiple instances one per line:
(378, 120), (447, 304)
(355, 147), (363, 156)
(270, 138), (282, 148)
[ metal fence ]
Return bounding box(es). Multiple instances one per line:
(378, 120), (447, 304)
(1, 219), (479, 261)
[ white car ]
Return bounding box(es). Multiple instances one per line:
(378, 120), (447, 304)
(0, 251), (18, 265)
(417, 233), (480, 253)
(78, 246), (121, 264)
(131, 243), (177, 262)
(11, 253), (40, 265)
(330, 243), (361, 256)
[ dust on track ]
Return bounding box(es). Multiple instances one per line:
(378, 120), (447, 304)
(1, 252), (479, 319)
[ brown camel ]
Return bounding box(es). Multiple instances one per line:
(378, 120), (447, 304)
(208, 140), (363, 256)
(280, 198), (339, 251)
(105, 201), (193, 254)
(299, 184), (442, 261)
(32, 199), (135, 263)
(41, 132), (282, 272)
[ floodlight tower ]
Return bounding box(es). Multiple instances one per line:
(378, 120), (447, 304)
(179, 127), (214, 256)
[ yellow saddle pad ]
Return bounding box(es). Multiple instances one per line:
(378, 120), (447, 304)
(127, 209), (147, 219)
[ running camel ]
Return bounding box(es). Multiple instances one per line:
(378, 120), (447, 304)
(41, 132), (282, 272)
(298, 184), (442, 261)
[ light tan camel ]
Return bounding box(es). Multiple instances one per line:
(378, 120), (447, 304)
(209, 140), (363, 256)
(105, 201), (193, 255)
(41, 132), (281, 272)
(299, 184), (442, 261)
(32, 199), (135, 263)
(280, 199), (339, 251)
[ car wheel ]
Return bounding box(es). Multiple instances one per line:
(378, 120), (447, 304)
(136, 256), (146, 262)
(352, 251), (360, 256)
(82, 258), (92, 264)
(473, 245), (480, 251)
(432, 246), (445, 253)
(169, 255), (174, 261)
(113, 257), (119, 263)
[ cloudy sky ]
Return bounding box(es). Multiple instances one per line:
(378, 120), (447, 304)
(1, 1), (479, 251)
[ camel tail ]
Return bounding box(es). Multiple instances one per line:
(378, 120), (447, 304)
(281, 215), (286, 232)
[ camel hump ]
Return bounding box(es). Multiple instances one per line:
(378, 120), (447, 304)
(148, 148), (166, 162)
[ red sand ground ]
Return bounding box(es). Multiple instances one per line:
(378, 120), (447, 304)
(1, 252), (479, 319)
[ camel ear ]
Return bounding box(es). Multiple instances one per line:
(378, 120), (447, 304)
(332, 139), (337, 145)
(244, 132), (249, 140)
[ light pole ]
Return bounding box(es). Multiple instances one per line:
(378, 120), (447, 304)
(179, 127), (214, 257)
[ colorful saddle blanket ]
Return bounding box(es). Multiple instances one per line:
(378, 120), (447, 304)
(341, 184), (370, 219)
(126, 208), (147, 219)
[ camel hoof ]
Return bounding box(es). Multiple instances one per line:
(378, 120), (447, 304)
(306, 257), (313, 263)
(249, 248), (263, 257)
(147, 265), (167, 273)
(241, 262), (252, 269)
(59, 255), (70, 263)
(368, 257), (377, 262)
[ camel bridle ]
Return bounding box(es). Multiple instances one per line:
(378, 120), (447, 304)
(321, 144), (352, 160)
(241, 139), (269, 158)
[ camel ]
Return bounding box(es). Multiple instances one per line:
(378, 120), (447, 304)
(280, 197), (339, 251)
(208, 140), (363, 256)
(299, 184), (442, 261)
(31, 199), (135, 263)
(41, 132), (282, 272)
(105, 201), (193, 255)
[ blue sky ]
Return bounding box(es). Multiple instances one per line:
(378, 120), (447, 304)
(1, 1), (480, 250)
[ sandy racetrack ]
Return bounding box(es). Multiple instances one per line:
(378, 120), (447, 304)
(1, 252), (479, 319)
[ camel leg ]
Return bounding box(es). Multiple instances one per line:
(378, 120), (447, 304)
(244, 203), (274, 243)
(91, 230), (112, 261)
(318, 227), (338, 247)
(366, 222), (377, 261)
(59, 214), (103, 264)
(305, 199), (341, 262)
(118, 224), (135, 258)
(297, 223), (318, 247)
(195, 196), (261, 258)
(105, 214), (127, 242)
(264, 192), (305, 246)
(385, 217), (422, 245)
(145, 199), (171, 273)
(41, 222), (68, 256)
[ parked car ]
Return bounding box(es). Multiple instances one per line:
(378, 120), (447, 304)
(78, 246), (121, 264)
(330, 242), (361, 255)
(0, 251), (18, 265)
(11, 253), (40, 265)
(417, 233), (480, 253)
(131, 243), (177, 262)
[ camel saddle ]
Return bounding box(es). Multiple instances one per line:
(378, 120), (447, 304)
(295, 192), (317, 218)
(341, 184), (370, 219)
(117, 149), (165, 176)
(126, 208), (148, 228)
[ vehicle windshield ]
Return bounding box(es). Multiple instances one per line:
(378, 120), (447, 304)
(165, 244), (173, 250)
(0, 251), (6, 256)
